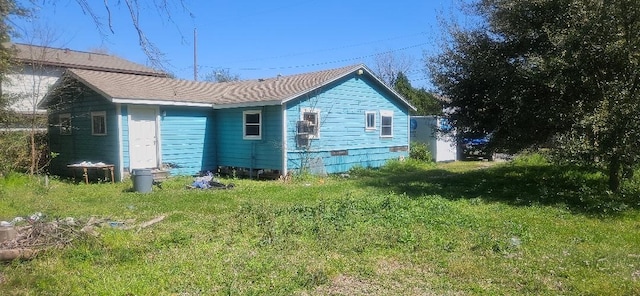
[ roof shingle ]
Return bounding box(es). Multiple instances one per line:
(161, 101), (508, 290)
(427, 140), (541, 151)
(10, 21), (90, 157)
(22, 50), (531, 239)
(11, 43), (167, 77)
(42, 63), (414, 110)
(65, 64), (386, 107)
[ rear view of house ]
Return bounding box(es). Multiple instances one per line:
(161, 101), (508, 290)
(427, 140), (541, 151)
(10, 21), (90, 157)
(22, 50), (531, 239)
(40, 64), (415, 181)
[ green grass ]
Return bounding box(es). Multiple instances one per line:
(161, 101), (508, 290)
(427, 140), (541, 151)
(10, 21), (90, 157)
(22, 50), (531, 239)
(1, 158), (639, 295)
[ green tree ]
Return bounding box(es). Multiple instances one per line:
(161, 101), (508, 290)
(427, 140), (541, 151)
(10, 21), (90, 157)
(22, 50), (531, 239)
(0, 0), (24, 79)
(393, 72), (441, 115)
(0, 0), (26, 123)
(429, 0), (640, 192)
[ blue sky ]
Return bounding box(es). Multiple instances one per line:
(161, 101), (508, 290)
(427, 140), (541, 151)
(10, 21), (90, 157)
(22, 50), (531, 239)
(11, 0), (464, 88)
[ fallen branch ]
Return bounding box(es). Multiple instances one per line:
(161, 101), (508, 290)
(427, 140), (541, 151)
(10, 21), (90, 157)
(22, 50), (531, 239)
(139, 215), (166, 229)
(0, 248), (39, 261)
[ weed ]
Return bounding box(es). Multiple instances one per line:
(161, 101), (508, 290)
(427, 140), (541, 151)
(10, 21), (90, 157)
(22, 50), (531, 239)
(295, 267), (329, 289)
(1, 161), (639, 295)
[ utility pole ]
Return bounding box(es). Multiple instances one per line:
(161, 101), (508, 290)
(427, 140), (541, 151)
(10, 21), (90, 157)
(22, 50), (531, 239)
(193, 28), (198, 81)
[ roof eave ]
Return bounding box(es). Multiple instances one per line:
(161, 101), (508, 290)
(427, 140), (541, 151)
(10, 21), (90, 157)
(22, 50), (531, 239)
(280, 65), (363, 105)
(65, 69), (115, 103)
(359, 65), (417, 111)
(111, 98), (213, 108)
(38, 72), (75, 108)
(14, 58), (167, 77)
(280, 64), (417, 111)
(213, 100), (282, 109)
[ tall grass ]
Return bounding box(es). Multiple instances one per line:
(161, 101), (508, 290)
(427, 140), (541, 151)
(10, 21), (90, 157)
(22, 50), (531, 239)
(1, 158), (639, 295)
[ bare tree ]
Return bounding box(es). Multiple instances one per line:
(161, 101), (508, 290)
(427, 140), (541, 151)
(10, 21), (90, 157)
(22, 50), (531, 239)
(87, 45), (113, 55)
(202, 68), (240, 83)
(373, 52), (413, 86)
(21, 0), (193, 70)
(7, 23), (64, 174)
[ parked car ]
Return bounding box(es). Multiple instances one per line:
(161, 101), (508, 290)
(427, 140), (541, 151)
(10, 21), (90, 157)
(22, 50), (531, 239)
(460, 136), (493, 160)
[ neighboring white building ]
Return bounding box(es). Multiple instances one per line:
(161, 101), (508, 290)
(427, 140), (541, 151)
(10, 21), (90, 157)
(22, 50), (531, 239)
(5, 63), (62, 115)
(2, 43), (166, 129)
(410, 116), (457, 162)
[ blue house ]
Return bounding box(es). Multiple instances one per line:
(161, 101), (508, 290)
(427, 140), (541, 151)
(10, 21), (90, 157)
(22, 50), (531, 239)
(40, 64), (415, 181)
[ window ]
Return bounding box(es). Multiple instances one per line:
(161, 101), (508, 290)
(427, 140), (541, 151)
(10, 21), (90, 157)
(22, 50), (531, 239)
(380, 111), (393, 137)
(300, 108), (320, 138)
(365, 111), (376, 130)
(59, 113), (71, 135)
(243, 110), (262, 140)
(91, 111), (107, 135)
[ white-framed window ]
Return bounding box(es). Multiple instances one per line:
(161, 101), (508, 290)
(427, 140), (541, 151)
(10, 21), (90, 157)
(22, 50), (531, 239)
(300, 108), (320, 138)
(91, 111), (107, 135)
(380, 110), (393, 137)
(243, 110), (262, 140)
(59, 113), (71, 135)
(365, 111), (376, 130)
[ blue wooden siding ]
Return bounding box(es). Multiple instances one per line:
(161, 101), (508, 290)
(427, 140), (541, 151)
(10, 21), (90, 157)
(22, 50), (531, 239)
(286, 74), (410, 174)
(287, 147), (408, 174)
(215, 106), (282, 170)
(48, 88), (121, 180)
(159, 106), (216, 176)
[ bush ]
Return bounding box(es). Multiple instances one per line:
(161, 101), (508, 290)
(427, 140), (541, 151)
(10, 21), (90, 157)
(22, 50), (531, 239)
(511, 152), (551, 166)
(0, 131), (49, 176)
(410, 142), (433, 162)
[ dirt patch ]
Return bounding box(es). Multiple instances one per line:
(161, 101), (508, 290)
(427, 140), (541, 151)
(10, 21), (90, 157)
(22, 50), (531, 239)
(301, 259), (463, 296)
(312, 275), (379, 296)
(376, 259), (405, 275)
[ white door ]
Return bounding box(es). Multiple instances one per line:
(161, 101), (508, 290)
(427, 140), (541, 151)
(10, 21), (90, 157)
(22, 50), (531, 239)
(129, 106), (159, 169)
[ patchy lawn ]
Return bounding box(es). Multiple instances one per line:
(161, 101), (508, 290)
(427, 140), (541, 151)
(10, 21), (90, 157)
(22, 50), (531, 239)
(1, 159), (639, 295)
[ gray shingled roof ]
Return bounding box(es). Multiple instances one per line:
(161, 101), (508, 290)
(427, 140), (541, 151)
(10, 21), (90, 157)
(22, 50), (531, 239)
(55, 64), (414, 109)
(11, 43), (167, 77)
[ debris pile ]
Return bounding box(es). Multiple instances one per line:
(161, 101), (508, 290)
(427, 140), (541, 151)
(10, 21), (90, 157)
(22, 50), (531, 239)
(68, 161), (107, 167)
(0, 213), (166, 261)
(0, 220), (81, 250)
(189, 172), (234, 189)
(0, 214), (95, 261)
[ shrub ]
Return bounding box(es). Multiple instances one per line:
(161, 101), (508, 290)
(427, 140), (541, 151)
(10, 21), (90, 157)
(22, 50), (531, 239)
(410, 142), (433, 162)
(511, 152), (550, 166)
(0, 131), (50, 176)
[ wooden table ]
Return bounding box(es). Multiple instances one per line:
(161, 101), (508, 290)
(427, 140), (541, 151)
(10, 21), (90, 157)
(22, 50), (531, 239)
(67, 164), (115, 184)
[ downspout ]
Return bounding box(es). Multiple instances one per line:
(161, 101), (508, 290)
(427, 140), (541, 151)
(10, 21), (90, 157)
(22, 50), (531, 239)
(155, 106), (162, 169)
(116, 103), (124, 181)
(407, 107), (411, 158)
(250, 141), (255, 179)
(282, 103), (288, 176)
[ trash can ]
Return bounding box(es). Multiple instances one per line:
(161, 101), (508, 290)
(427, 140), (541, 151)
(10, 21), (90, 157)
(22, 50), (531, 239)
(131, 169), (153, 193)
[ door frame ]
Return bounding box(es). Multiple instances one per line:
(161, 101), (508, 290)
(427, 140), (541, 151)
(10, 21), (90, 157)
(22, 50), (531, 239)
(127, 105), (162, 170)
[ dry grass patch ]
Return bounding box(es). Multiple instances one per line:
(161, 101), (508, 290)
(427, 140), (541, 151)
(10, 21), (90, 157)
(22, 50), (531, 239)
(303, 258), (465, 296)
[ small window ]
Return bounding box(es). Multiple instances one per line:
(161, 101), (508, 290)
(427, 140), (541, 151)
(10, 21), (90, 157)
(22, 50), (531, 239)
(243, 110), (262, 140)
(59, 113), (71, 135)
(301, 108), (320, 138)
(365, 111), (376, 130)
(380, 111), (393, 137)
(91, 111), (107, 135)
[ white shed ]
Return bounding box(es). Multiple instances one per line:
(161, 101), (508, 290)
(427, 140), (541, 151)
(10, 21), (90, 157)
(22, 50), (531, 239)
(410, 116), (457, 162)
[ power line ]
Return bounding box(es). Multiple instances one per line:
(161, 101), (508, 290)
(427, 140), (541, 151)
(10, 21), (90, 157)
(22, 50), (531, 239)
(235, 42), (429, 71)
(175, 42), (428, 75)
(227, 32), (430, 64)
(176, 36), (430, 73)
